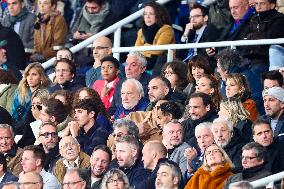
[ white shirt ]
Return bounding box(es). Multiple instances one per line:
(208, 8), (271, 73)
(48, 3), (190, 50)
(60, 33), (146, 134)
(63, 157), (80, 169)
(0, 173), (6, 183)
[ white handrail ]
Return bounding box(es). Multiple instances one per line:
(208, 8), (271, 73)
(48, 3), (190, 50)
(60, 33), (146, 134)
(42, 0), (173, 69)
(250, 171), (284, 188)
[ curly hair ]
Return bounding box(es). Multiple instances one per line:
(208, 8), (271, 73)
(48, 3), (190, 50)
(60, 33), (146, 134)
(187, 55), (213, 83)
(73, 87), (108, 118)
(220, 99), (249, 126)
(143, 1), (171, 27)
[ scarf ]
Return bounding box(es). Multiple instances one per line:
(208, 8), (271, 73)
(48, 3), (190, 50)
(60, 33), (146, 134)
(8, 7), (29, 29)
(142, 23), (160, 44)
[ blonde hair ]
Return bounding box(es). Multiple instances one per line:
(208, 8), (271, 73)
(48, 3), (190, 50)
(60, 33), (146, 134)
(18, 63), (50, 104)
(220, 99), (249, 126)
(202, 143), (234, 172)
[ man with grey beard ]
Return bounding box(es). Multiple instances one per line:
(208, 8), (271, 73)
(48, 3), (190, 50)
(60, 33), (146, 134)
(211, 118), (246, 172)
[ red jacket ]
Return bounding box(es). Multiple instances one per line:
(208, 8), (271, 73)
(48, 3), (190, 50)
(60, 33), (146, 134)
(93, 77), (119, 109)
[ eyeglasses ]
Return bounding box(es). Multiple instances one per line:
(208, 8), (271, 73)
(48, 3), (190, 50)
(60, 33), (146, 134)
(189, 15), (204, 19)
(61, 142), (76, 149)
(62, 180), (84, 187)
(39, 132), (58, 138)
(107, 178), (124, 184)
(93, 46), (109, 50)
(241, 156), (257, 161)
(205, 149), (221, 156)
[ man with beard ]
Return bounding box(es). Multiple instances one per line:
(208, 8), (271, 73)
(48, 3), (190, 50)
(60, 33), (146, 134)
(147, 76), (171, 110)
(54, 136), (90, 183)
(38, 122), (60, 172)
(211, 118), (246, 172)
(90, 145), (112, 189)
(180, 4), (219, 62)
(114, 79), (149, 120)
(162, 120), (190, 179)
(261, 87), (284, 140)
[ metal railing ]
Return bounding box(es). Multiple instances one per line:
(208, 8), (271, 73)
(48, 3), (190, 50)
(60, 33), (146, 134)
(250, 171), (284, 188)
(42, 0), (173, 69)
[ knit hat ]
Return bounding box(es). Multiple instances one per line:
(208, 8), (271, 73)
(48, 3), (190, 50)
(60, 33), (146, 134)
(269, 45), (284, 71)
(262, 87), (284, 102)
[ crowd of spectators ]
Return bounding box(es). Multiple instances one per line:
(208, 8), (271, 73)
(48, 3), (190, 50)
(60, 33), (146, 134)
(0, 0), (284, 188)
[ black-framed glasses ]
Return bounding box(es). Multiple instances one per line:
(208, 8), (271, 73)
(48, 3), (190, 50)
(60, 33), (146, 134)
(39, 132), (58, 138)
(62, 180), (84, 187)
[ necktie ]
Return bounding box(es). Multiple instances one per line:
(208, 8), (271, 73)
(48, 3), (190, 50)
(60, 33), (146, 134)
(183, 33), (199, 62)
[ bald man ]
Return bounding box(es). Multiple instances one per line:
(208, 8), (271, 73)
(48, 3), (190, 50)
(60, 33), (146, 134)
(85, 36), (113, 87)
(137, 140), (174, 189)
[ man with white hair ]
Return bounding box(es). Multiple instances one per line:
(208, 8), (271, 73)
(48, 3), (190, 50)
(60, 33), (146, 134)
(54, 136), (90, 183)
(184, 122), (214, 177)
(108, 51), (151, 115)
(261, 87), (284, 139)
(211, 118), (246, 172)
(114, 79), (149, 120)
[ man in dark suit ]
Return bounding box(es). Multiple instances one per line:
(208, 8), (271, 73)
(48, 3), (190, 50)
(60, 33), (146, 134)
(0, 154), (18, 188)
(180, 4), (219, 62)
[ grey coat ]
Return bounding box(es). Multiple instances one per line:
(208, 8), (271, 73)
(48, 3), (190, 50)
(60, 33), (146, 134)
(2, 12), (36, 49)
(168, 142), (190, 179)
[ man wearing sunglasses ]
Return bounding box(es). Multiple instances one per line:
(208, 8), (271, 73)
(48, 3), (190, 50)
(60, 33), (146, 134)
(38, 122), (60, 173)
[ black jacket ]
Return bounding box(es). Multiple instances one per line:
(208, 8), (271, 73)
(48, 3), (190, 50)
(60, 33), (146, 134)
(0, 24), (26, 70)
(49, 79), (85, 93)
(42, 144), (61, 173)
(109, 159), (151, 189)
(223, 163), (271, 189)
(182, 109), (218, 146)
(224, 128), (246, 173)
(242, 9), (284, 64)
(235, 119), (253, 142)
(0, 106), (12, 125)
(264, 139), (284, 174)
(76, 122), (110, 156)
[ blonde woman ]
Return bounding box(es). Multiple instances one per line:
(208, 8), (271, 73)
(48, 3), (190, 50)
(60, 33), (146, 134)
(184, 144), (234, 189)
(11, 63), (50, 125)
(225, 73), (258, 121)
(101, 168), (132, 189)
(218, 99), (252, 142)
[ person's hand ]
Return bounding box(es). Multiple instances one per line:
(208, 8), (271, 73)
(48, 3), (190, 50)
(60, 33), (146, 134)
(101, 82), (111, 98)
(183, 23), (194, 36)
(31, 105), (41, 120)
(73, 31), (82, 40)
(206, 47), (216, 56)
(184, 147), (198, 162)
(67, 121), (81, 138)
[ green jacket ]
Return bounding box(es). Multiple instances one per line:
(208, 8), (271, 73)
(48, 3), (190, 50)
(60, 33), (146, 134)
(0, 84), (17, 113)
